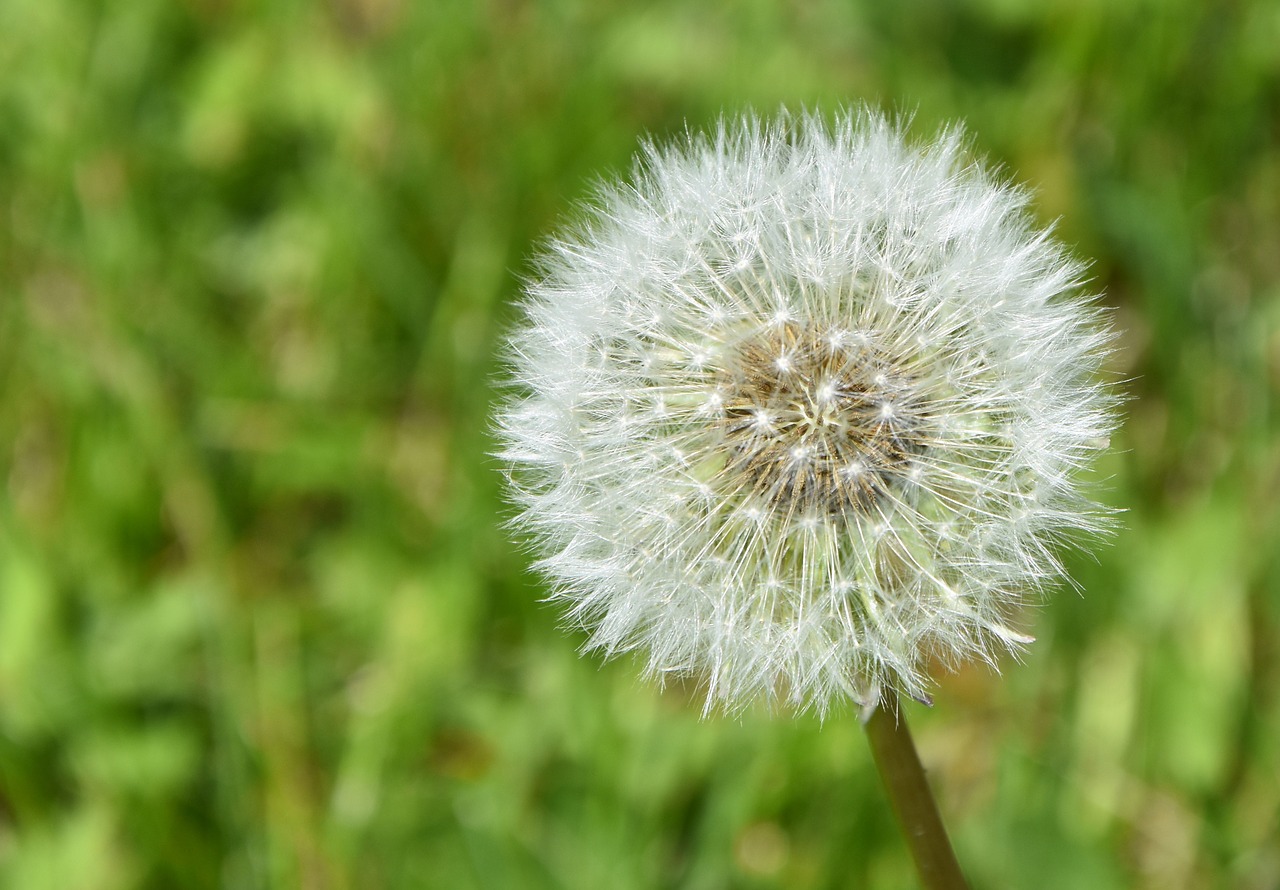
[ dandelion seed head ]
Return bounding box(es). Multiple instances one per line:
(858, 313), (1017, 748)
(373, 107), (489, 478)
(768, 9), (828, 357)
(497, 107), (1117, 715)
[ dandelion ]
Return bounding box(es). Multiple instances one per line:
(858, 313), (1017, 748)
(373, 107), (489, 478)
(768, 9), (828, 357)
(497, 108), (1114, 717)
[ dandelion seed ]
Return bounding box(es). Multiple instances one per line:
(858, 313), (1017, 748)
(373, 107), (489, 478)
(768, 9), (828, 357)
(497, 107), (1115, 715)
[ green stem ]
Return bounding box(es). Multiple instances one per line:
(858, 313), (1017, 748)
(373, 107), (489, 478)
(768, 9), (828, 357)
(864, 692), (969, 889)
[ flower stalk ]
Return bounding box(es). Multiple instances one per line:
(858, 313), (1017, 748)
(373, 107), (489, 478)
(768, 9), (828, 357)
(865, 693), (969, 889)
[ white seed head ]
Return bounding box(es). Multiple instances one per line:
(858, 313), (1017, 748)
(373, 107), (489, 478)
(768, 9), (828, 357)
(497, 108), (1116, 715)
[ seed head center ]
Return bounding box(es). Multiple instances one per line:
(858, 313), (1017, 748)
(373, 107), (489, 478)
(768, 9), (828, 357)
(716, 322), (927, 517)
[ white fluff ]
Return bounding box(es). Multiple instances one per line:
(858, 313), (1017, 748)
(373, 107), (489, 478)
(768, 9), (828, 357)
(497, 108), (1116, 715)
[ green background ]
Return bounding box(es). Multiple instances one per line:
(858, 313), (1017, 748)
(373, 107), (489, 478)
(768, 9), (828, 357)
(1, 1), (1277, 887)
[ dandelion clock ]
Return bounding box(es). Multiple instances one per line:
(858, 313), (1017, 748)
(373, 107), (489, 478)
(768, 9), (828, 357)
(496, 107), (1115, 886)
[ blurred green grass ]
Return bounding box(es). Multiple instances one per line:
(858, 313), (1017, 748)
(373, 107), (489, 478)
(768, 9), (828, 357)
(2, 1), (1279, 887)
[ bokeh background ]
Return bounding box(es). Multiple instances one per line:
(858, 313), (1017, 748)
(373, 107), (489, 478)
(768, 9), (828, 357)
(2, 1), (1278, 887)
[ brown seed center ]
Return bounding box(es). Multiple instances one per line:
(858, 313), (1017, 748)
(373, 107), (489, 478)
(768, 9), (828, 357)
(715, 323), (928, 517)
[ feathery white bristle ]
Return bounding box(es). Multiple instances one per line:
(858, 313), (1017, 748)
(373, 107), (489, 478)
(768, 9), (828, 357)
(497, 107), (1117, 716)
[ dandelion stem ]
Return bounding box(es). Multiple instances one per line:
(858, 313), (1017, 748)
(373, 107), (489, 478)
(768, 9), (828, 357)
(864, 693), (969, 889)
